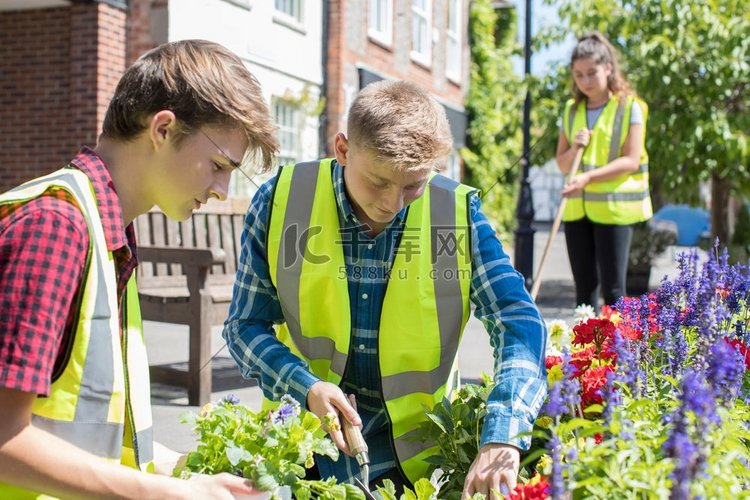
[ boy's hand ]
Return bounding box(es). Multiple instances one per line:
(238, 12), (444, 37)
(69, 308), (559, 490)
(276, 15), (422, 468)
(307, 381), (362, 456)
(462, 443), (520, 500)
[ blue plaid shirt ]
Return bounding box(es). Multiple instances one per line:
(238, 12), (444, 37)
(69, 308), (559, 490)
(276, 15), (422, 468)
(223, 161), (547, 484)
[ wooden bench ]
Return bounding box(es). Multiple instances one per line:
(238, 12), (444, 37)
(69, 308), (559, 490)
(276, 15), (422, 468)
(135, 198), (250, 406)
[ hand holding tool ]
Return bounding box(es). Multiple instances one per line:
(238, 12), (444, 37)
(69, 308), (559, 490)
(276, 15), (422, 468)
(342, 416), (370, 487)
(531, 147), (584, 300)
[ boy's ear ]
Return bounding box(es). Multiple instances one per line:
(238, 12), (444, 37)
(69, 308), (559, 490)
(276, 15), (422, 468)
(149, 110), (178, 149)
(333, 132), (349, 166)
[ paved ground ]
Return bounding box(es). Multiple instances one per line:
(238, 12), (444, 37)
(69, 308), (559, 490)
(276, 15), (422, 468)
(148, 222), (687, 453)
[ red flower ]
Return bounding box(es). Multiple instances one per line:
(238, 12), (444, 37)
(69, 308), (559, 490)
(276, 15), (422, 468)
(508, 475), (550, 500)
(600, 305), (617, 320)
(573, 318), (616, 348)
(572, 321), (595, 346)
(599, 338), (617, 361)
(581, 365), (614, 407)
(618, 323), (643, 341)
(545, 355), (563, 370)
(570, 345), (596, 376)
(724, 337), (750, 370)
(593, 433), (604, 444)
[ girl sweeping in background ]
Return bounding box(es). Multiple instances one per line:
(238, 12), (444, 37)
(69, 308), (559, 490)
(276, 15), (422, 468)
(556, 31), (653, 309)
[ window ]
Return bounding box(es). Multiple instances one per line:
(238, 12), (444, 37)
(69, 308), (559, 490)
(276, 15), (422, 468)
(274, 0), (302, 22)
(445, 150), (461, 181)
(446, 0), (461, 82)
(411, 0), (432, 66)
(274, 101), (300, 167)
(368, 0), (393, 46)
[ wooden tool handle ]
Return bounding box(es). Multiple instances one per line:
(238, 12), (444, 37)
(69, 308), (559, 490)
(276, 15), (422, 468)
(530, 147), (584, 300)
(342, 417), (368, 456)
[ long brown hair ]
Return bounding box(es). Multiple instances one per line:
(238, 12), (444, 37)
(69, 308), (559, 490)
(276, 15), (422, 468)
(570, 32), (632, 104)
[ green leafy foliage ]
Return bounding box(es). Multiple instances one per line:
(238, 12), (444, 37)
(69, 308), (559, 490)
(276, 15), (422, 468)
(411, 383), (492, 499)
(375, 478), (485, 500)
(551, 374), (750, 498)
(463, 0), (524, 242)
(173, 396), (364, 499)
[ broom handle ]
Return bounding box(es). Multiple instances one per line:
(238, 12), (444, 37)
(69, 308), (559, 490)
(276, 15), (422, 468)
(530, 147), (584, 300)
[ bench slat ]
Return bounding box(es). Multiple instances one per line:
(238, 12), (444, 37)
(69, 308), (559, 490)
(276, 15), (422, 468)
(135, 201), (247, 405)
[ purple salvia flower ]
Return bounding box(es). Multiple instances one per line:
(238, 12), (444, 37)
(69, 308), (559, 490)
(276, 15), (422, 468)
(601, 374), (620, 426)
(680, 372), (720, 426)
(662, 371), (717, 500)
(663, 415), (698, 500)
(221, 393), (240, 405)
(272, 394), (301, 424)
(543, 351), (582, 419)
(612, 333), (643, 396)
(548, 433), (566, 500)
(543, 382), (566, 419)
(706, 340), (744, 403)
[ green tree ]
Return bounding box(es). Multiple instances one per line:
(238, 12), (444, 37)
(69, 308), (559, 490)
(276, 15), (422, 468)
(554, 0), (750, 243)
(462, 0), (524, 242)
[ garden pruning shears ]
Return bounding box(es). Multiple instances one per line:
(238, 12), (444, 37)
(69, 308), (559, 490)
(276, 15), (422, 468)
(342, 417), (375, 499)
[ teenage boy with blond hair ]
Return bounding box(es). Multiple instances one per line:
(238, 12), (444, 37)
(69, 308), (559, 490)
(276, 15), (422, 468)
(224, 80), (547, 498)
(0, 39), (278, 499)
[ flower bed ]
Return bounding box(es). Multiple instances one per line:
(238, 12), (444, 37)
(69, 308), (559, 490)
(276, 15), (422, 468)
(416, 248), (750, 498)
(177, 247), (750, 499)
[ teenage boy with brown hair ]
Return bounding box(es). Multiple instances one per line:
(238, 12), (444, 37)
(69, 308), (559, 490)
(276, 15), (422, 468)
(0, 39), (278, 499)
(224, 80), (547, 498)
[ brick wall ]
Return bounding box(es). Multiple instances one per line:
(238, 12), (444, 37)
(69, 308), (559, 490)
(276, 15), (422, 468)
(324, 0), (469, 156)
(127, 0), (165, 65)
(0, 3), (126, 192)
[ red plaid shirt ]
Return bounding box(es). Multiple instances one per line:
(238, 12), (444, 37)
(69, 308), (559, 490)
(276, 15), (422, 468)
(0, 148), (137, 395)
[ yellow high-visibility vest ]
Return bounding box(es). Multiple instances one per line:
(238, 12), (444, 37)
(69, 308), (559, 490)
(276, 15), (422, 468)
(266, 159), (475, 484)
(562, 95), (653, 224)
(0, 168), (154, 499)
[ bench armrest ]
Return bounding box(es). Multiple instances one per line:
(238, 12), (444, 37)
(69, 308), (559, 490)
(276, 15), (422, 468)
(138, 246), (227, 267)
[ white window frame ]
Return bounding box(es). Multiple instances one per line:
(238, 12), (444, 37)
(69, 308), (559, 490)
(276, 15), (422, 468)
(368, 0), (393, 47)
(411, 0), (433, 67)
(274, 100), (301, 167)
(445, 0), (462, 82)
(274, 0), (304, 31)
(445, 150), (461, 181)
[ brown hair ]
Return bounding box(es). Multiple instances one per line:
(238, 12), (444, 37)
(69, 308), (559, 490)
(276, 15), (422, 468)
(102, 39), (278, 171)
(570, 32), (633, 103)
(346, 80), (453, 171)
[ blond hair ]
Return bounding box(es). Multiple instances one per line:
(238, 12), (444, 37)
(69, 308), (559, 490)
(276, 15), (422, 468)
(347, 80), (453, 171)
(102, 39), (278, 171)
(570, 32), (633, 104)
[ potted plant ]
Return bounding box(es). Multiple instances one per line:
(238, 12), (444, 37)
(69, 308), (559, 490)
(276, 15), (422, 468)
(626, 221), (676, 295)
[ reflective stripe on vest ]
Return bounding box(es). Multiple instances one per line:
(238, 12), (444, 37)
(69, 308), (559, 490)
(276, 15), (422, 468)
(562, 95), (653, 224)
(267, 160), (474, 484)
(0, 169), (153, 498)
(267, 160), (351, 382)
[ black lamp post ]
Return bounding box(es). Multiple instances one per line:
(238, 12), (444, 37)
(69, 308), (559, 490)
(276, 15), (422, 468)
(514, 0), (535, 289)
